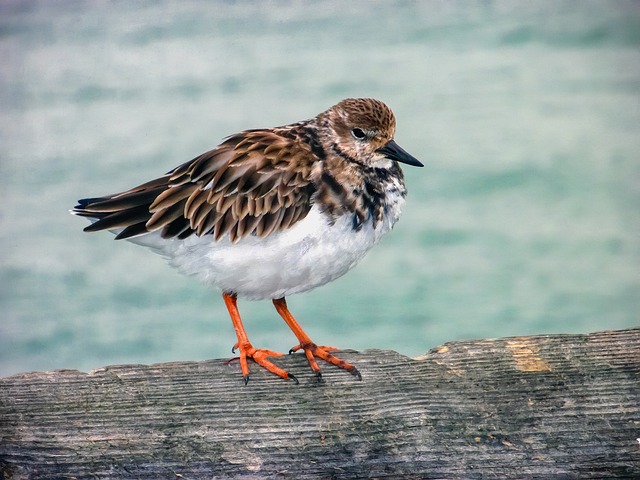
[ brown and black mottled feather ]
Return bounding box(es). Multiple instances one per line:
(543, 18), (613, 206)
(73, 129), (318, 243)
(75, 98), (421, 245)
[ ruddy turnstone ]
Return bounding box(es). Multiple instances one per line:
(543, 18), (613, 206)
(73, 98), (423, 384)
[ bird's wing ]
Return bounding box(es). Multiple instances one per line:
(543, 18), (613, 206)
(73, 130), (317, 242)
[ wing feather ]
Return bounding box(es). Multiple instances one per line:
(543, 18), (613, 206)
(149, 184), (199, 212)
(73, 129), (318, 242)
(146, 201), (187, 232)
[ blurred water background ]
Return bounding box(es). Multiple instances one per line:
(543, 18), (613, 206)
(1, 1), (639, 377)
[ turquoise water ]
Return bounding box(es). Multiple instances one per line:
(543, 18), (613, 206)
(1, 1), (639, 377)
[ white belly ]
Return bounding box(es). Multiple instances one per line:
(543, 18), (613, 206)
(128, 201), (404, 300)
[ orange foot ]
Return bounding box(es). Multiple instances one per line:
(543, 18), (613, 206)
(230, 342), (296, 385)
(273, 298), (362, 382)
(289, 342), (362, 382)
(223, 292), (297, 385)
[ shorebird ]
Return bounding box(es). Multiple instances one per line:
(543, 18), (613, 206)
(73, 98), (423, 384)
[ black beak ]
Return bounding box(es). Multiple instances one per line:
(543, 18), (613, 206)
(377, 140), (423, 167)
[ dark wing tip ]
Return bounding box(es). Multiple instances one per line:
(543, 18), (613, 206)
(73, 197), (101, 211)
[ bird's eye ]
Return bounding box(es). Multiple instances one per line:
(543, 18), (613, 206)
(351, 128), (366, 140)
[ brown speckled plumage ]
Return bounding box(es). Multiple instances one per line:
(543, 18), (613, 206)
(74, 98), (421, 243)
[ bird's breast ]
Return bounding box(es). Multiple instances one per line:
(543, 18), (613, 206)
(314, 166), (407, 233)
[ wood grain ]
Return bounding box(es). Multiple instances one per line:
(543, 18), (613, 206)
(1, 328), (639, 479)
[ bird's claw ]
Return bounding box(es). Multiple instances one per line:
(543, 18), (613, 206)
(288, 342), (361, 381)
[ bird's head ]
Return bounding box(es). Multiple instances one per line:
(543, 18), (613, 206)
(319, 98), (423, 169)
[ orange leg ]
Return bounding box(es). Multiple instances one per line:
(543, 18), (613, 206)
(222, 293), (296, 385)
(272, 297), (362, 382)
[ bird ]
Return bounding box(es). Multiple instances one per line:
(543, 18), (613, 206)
(72, 98), (423, 384)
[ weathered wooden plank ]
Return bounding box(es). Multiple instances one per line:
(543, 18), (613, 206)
(1, 328), (639, 479)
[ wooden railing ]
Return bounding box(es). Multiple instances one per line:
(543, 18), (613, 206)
(1, 328), (639, 479)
